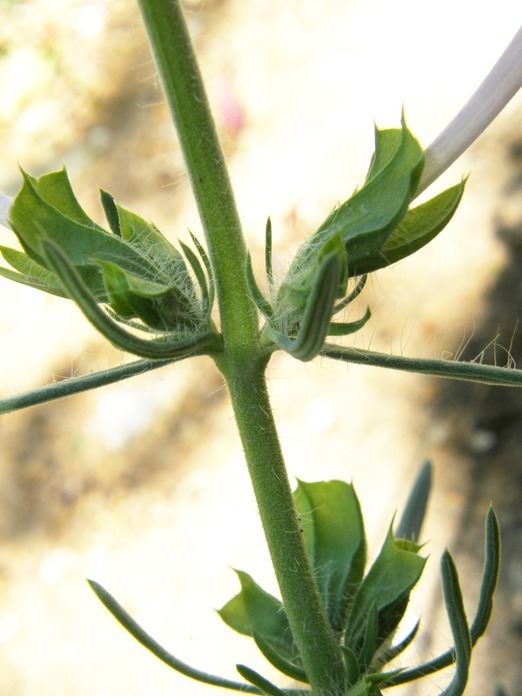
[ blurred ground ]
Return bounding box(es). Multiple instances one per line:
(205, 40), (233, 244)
(0, 1), (521, 694)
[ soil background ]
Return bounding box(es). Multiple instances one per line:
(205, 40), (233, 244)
(0, 2), (521, 695)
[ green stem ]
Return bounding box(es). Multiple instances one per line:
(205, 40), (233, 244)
(221, 359), (347, 696)
(136, 2), (345, 693)
(136, 0), (258, 360)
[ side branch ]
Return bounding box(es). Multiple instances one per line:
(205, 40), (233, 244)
(321, 344), (522, 387)
(0, 358), (180, 414)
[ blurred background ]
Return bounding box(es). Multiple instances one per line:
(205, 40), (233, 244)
(0, 1), (521, 694)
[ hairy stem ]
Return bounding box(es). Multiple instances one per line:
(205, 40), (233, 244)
(136, 0), (258, 359)
(220, 357), (347, 695)
(137, 2), (345, 692)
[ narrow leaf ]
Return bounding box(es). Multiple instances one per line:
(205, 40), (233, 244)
(87, 580), (260, 693)
(179, 239), (210, 313)
(190, 232), (215, 313)
(386, 508), (500, 687)
(328, 307), (371, 337)
(395, 461), (432, 543)
(470, 506), (500, 641)
(358, 601), (379, 669)
(268, 251), (342, 361)
(236, 665), (287, 696)
(333, 275), (368, 314)
(253, 633), (308, 684)
(265, 217), (274, 291)
(246, 254), (274, 319)
(377, 619), (420, 667)
(440, 551), (471, 696)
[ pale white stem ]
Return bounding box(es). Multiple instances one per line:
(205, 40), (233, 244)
(418, 24), (522, 195)
(0, 192), (13, 230)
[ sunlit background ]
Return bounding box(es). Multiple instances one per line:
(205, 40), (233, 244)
(0, 1), (521, 694)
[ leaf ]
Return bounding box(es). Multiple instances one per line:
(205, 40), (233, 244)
(100, 191), (191, 287)
(0, 245), (66, 297)
(294, 480), (366, 632)
(189, 232), (215, 314)
(345, 526), (426, 656)
(358, 601), (379, 670)
(42, 241), (220, 359)
(97, 260), (200, 331)
(348, 180), (466, 275)
(3, 168), (210, 334)
(303, 118), (424, 276)
(364, 128), (403, 183)
(253, 633), (308, 684)
(384, 508), (500, 688)
(236, 665), (287, 696)
(470, 506), (500, 641)
(30, 167), (105, 228)
(246, 254), (274, 319)
(218, 570), (297, 664)
(267, 240), (346, 361)
(395, 460), (432, 543)
(376, 619), (419, 667)
(87, 580), (260, 694)
(0, 357), (178, 414)
(440, 551), (471, 696)
(10, 169), (157, 283)
(328, 307), (371, 337)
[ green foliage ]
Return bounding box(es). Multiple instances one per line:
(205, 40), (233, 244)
(88, 466), (500, 695)
(247, 120), (464, 362)
(0, 167), (221, 358)
(0, 3), (517, 694)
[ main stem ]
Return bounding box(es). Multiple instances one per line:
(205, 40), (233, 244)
(137, 1), (345, 693)
(137, 0), (257, 359)
(221, 358), (347, 695)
